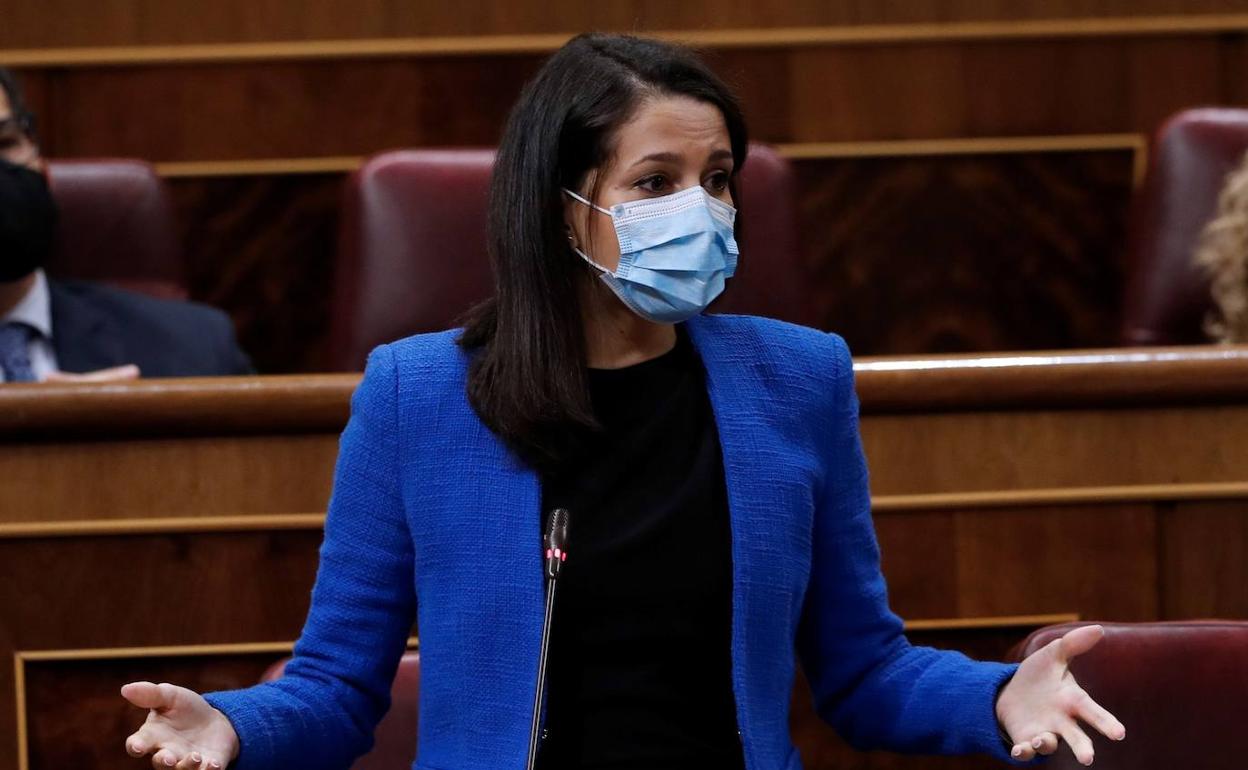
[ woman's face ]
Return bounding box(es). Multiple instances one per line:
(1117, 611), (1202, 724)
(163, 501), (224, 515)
(565, 94), (734, 273)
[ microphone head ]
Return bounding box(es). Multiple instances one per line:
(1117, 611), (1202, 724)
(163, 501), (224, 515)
(544, 508), (571, 579)
(546, 507), (570, 549)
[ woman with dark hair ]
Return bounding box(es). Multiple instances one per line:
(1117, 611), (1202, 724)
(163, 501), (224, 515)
(120, 33), (1123, 770)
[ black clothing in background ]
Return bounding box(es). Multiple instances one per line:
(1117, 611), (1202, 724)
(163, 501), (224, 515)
(538, 325), (745, 770)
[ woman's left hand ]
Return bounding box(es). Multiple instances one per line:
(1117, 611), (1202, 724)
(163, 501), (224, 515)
(995, 624), (1126, 765)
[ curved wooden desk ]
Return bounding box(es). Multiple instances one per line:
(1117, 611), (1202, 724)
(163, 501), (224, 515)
(6, 346), (1248, 770)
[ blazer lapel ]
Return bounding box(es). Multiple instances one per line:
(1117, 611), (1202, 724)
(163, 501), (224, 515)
(685, 313), (813, 753)
(48, 281), (127, 374)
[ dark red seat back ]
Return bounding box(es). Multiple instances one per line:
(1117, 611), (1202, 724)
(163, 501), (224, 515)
(1120, 109), (1248, 345)
(329, 145), (813, 371)
(261, 651), (421, 770)
(1010, 621), (1248, 770)
(44, 159), (186, 299)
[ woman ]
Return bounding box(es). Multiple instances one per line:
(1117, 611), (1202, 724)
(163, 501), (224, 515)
(120, 33), (1124, 770)
(1197, 151), (1248, 342)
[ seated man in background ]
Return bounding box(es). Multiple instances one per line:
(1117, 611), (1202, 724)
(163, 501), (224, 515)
(0, 67), (253, 382)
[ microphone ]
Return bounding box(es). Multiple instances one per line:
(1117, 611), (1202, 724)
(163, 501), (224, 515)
(544, 507), (570, 580)
(527, 508), (571, 770)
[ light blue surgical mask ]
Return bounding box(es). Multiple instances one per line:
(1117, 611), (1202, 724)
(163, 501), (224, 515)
(563, 185), (739, 323)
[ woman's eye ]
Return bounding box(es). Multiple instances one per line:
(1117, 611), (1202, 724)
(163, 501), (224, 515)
(636, 174), (668, 193)
(705, 172), (730, 193)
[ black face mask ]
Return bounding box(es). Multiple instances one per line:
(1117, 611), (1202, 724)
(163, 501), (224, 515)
(0, 159), (58, 283)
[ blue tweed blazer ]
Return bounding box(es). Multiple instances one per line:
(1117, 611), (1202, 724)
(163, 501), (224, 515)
(205, 313), (1018, 770)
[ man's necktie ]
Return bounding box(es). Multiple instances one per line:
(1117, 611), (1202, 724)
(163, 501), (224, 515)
(0, 321), (38, 382)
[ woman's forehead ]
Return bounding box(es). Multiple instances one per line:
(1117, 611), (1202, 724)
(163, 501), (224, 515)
(609, 95), (730, 169)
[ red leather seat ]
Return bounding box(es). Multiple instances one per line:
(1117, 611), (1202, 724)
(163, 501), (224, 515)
(44, 159), (187, 299)
(260, 650), (421, 770)
(330, 145), (813, 371)
(1010, 621), (1248, 769)
(1120, 109), (1248, 345)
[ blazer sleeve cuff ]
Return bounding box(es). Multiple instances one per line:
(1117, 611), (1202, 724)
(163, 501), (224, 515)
(202, 687), (277, 770)
(976, 662), (1046, 766)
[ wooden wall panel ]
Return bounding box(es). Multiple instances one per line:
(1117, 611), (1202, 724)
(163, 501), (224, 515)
(33, 59), (536, 161)
(876, 505), (1157, 623)
(9, 24), (1237, 370)
(1, 530), (324, 768)
(166, 174), (342, 374)
(0, 436), (336, 522)
(875, 511), (961, 619)
(15, 620), (1057, 770)
(154, 150), (1133, 372)
(1160, 499), (1248, 617)
(861, 406), (1248, 495)
(4, 1), (1248, 49)
(796, 150), (1133, 354)
(23, 654), (284, 770)
(953, 505), (1158, 620)
(9, 365), (1248, 769)
(779, 36), (1234, 142)
(10, 36), (1244, 161)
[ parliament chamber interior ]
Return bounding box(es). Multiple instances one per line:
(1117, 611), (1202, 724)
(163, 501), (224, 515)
(5, 2), (1248, 770)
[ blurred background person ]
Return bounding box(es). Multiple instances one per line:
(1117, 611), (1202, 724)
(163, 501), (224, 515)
(1196, 151), (1248, 343)
(0, 67), (252, 382)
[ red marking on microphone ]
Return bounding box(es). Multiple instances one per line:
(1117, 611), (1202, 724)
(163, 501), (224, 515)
(545, 549), (552, 559)
(561, 553), (567, 561)
(554, 548), (562, 559)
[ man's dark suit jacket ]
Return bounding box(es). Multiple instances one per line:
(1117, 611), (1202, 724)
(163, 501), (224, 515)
(49, 279), (254, 377)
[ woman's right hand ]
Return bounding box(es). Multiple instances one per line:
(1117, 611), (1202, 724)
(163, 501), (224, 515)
(121, 682), (239, 769)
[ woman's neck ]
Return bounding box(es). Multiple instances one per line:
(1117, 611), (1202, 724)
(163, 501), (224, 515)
(581, 284), (676, 370)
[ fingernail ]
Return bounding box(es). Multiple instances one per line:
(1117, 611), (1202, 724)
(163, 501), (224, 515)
(191, 752), (202, 763)
(1032, 737), (1043, 749)
(1011, 746), (1023, 758)
(164, 757), (175, 767)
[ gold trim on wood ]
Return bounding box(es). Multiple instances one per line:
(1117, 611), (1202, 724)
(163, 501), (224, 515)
(5, 14), (1248, 67)
(15, 637), (418, 663)
(152, 135), (1144, 178)
(779, 134), (1144, 159)
(0, 513), (326, 539)
(7, 481), (1248, 539)
(14, 652), (27, 770)
(873, 481), (1248, 512)
(156, 156), (363, 178)
(904, 613), (1079, 631)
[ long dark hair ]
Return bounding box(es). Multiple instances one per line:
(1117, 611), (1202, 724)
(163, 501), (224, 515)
(0, 68), (37, 140)
(458, 33), (749, 472)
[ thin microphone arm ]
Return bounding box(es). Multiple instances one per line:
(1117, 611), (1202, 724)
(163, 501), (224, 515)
(526, 508), (571, 770)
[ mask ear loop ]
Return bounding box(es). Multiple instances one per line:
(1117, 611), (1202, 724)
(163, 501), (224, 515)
(562, 188), (611, 216)
(561, 188), (615, 274)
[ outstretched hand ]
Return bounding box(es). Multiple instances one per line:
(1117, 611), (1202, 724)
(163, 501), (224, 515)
(995, 625), (1126, 765)
(121, 681), (238, 769)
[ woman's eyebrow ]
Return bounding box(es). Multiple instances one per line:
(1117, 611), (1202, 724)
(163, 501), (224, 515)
(626, 148), (734, 170)
(627, 151), (682, 169)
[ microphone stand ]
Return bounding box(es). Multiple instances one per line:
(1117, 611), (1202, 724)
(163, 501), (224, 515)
(526, 508), (570, 770)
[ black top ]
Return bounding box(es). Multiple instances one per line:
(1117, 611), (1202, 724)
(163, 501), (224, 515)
(537, 326), (745, 770)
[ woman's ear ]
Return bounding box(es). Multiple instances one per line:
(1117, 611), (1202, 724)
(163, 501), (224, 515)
(562, 191), (585, 251)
